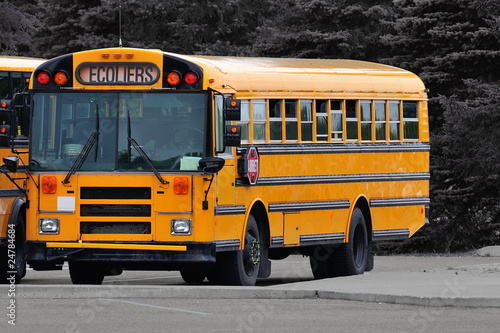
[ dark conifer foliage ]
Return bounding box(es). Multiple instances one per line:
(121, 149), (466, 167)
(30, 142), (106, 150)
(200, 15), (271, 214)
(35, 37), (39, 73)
(0, 1), (39, 55)
(2, 0), (500, 252)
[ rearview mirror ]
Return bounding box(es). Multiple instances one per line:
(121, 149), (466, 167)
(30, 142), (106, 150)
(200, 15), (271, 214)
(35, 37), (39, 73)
(198, 157), (225, 174)
(3, 156), (19, 173)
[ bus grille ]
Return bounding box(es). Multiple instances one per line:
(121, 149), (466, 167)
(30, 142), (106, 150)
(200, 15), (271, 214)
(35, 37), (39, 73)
(80, 222), (151, 234)
(80, 187), (151, 199)
(80, 204), (151, 217)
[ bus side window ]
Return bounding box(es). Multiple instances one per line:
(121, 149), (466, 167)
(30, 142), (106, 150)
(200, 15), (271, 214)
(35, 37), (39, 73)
(285, 99), (297, 141)
(238, 100), (250, 143)
(11, 72), (24, 94)
(252, 100), (266, 142)
(0, 71), (9, 99)
(403, 101), (419, 140)
(300, 100), (313, 142)
(214, 94), (225, 152)
(269, 99), (282, 141)
(375, 101), (386, 141)
(330, 100), (342, 141)
(315, 100), (328, 141)
(346, 100), (358, 141)
(389, 101), (400, 140)
(360, 100), (372, 141)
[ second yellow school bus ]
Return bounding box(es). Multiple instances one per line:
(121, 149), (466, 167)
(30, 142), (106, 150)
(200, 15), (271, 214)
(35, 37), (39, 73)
(16, 47), (428, 285)
(0, 56), (45, 283)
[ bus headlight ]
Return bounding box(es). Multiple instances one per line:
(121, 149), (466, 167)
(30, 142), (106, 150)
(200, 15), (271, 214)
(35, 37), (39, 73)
(39, 218), (60, 234)
(171, 219), (192, 235)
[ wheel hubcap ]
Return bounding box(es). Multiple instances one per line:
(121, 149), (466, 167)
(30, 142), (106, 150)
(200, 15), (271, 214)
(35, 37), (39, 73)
(243, 233), (260, 275)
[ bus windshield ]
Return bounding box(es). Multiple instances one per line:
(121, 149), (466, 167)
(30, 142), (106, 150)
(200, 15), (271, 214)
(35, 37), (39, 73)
(30, 91), (208, 171)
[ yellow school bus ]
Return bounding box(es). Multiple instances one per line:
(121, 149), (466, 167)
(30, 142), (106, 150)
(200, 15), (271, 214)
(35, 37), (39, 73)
(15, 47), (428, 285)
(0, 56), (45, 283)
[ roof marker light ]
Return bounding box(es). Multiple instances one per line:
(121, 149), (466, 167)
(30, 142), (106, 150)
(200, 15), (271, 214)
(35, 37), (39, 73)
(36, 71), (51, 85)
(125, 53), (134, 59)
(184, 71), (199, 85)
(113, 53), (122, 59)
(101, 53), (110, 59)
(167, 72), (181, 86)
(54, 71), (69, 85)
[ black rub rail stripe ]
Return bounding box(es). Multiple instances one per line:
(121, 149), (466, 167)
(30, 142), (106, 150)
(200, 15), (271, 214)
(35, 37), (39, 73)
(0, 189), (25, 197)
(268, 200), (350, 212)
(370, 197), (430, 207)
(238, 143), (430, 155)
(237, 172), (430, 187)
(214, 205), (247, 216)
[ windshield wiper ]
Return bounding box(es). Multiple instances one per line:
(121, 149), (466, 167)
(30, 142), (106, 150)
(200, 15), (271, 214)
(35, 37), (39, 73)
(62, 130), (98, 184)
(128, 138), (169, 185)
(62, 106), (100, 184)
(127, 110), (169, 185)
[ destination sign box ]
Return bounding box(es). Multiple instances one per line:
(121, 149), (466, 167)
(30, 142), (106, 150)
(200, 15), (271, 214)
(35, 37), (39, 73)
(76, 62), (160, 85)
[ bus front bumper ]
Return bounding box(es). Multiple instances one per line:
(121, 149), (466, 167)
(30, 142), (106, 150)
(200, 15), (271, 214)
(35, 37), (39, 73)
(27, 241), (216, 265)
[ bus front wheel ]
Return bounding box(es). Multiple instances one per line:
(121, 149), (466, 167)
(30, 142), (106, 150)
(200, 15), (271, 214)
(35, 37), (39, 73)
(214, 215), (261, 286)
(180, 269), (206, 283)
(0, 217), (27, 284)
(69, 261), (105, 285)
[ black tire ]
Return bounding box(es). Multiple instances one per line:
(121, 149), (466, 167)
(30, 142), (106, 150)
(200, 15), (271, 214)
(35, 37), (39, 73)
(332, 207), (369, 276)
(309, 245), (336, 279)
(180, 269), (206, 283)
(309, 207), (369, 279)
(69, 261), (105, 285)
(216, 215), (261, 286)
(0, 217), (27, 284)
(13, 219), (27, 283)
(0, 247), (8, 283)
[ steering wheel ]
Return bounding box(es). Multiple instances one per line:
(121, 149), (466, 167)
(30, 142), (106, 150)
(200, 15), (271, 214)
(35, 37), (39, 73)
(172, 127), (204, 150)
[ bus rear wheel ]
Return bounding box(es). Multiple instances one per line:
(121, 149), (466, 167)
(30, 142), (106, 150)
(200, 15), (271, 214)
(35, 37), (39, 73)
(333, 207), (369, 276)
(215, 215), (261, 286)
(309, 207), (369, 278)
(69, 261), (105, 285)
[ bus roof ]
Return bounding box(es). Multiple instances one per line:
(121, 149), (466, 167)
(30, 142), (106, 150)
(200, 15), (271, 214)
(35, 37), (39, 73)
(180, 54), (426, 98)
(0, 56), (45, 72)
(33, 47), (427, 99)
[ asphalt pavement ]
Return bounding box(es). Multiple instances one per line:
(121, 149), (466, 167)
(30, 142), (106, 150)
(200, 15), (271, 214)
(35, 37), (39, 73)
(2, 247), (500, 308)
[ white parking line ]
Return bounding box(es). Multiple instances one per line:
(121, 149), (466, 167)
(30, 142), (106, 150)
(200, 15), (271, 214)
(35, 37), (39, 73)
(98, 298), (211, 315)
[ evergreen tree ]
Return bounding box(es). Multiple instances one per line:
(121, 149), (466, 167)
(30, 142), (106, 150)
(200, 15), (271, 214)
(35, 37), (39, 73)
(250, 0), (394, 60)
(32, 0), (102, 58)
(0, 0), (39, 55)
(379, 0), (500, 253)
(383, 0), (500, 103)
(429, 81), (500, 251)
(30, 0), (268, 57)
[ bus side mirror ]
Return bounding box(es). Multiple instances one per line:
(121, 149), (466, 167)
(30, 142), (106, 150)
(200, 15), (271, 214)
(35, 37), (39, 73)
(0, 124), (11, 147)
(223, 99), (241, 121)
(0, 99), (13, 148)
(198, 157), (225, 174)
(0, 99), (13, 111)
(3, 156), (19, 173)
(224, 125), (241, 147)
